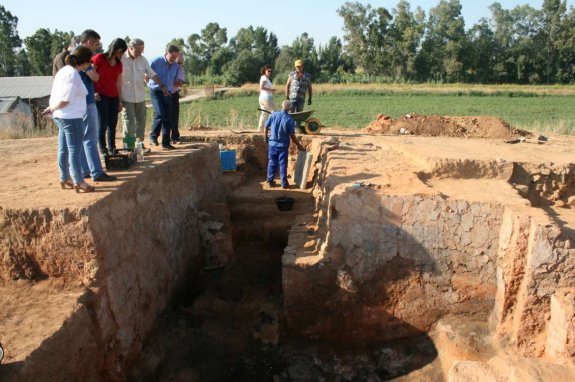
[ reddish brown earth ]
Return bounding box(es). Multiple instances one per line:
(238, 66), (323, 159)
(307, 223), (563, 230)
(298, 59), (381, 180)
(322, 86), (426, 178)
(364, 113), (532, 139)
(1, 115), (575, 381)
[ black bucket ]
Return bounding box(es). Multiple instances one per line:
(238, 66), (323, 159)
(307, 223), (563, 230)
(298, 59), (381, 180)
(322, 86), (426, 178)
(276, 196), (295, 211)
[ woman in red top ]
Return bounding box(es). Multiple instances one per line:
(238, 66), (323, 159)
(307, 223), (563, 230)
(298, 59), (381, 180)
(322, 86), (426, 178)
(93, 38), (127, 155)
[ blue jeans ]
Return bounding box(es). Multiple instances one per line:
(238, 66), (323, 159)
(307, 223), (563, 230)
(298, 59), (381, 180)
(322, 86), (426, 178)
(267, 146), (289, 186)
(97, 95), (120, 151)
(55, 117), (84, 185)
(171, 91), (180, 141)
(81, 103), (105, 179)
(150, 89), (172, 146)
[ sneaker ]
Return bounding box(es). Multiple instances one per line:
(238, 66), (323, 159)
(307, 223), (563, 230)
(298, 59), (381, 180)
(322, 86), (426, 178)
(172, 139), (182, 145)
(282, 183), (290, 189)
(150, 139), (159, 147)
(162, 144), (176, 150)
(94, 173), (117, 182)
(267, 180), (276, 188)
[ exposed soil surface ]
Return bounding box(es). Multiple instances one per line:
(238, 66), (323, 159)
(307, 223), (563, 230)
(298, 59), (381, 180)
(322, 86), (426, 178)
(364, 114), (532, 139)
(1, 118), (575, 381)
(128, 178), (443, 382)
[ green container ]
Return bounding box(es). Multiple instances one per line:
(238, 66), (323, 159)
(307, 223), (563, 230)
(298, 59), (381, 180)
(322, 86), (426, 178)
(123, 135), (135, 149)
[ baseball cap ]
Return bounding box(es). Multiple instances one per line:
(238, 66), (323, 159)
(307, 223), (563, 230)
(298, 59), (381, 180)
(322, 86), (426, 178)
(294, 59), (303, 67)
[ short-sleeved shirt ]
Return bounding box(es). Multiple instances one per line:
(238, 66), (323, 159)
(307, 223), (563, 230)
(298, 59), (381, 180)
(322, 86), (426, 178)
(288, 71), (311, 101)
(265, 110), (295, 148)
(259, 75), (273, 99)
(49, 65), (88, 119)
(121, 52), (157, 103)
(148, 55), (179, 94)
(92, 53), (123, 97)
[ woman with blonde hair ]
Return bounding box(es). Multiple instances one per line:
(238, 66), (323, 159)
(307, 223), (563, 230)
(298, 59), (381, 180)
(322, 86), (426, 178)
(257, 64), (276, 132)
(44, 46), (95, 193)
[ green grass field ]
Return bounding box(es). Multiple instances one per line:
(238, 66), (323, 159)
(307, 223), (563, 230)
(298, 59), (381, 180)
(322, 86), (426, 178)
(178, 87), (575, 134)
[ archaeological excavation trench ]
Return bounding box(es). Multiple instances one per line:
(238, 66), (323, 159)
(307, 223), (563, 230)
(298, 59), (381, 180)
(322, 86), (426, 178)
(1, 129), (575, 381)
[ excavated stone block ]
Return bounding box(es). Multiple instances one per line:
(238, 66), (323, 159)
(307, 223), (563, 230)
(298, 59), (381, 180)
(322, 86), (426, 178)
(545, 288), (575, 365)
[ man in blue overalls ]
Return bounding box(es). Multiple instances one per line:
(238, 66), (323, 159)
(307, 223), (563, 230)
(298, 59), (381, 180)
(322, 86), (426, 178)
(264, 100), (306, 189)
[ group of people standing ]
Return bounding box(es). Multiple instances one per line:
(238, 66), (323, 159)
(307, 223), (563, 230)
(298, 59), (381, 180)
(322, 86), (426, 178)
(47, 29), (186, 193)
(47, 27), (311, 193)
(260, 60), (312, 189)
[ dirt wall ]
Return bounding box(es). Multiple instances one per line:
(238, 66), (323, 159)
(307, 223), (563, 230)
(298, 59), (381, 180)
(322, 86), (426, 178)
(284, 187), (503, 342)
(1, 145), (233, 382)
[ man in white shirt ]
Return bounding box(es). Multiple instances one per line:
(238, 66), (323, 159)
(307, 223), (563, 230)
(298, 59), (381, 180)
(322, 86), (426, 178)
(120, 38), (167, 151)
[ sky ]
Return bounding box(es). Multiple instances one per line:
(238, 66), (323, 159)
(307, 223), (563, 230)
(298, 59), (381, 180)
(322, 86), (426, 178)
(3, 0), (575, 58)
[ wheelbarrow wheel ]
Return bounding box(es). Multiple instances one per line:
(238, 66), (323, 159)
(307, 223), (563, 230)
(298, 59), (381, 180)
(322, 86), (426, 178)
(304, 118), (321, 135)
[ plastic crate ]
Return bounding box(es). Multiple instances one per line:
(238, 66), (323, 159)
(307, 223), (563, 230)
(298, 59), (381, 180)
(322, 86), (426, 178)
(105, 149), (136, 171)
(220, 150), (236, 172)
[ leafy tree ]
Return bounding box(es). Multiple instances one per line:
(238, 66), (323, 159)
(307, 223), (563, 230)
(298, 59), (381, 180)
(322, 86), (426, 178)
(466, 18), (496, 82)
(338, 2), (395, 77)
(187, 23), (228, 75)
(223, 50), (259, 86)
(274, 46), (295, 74)
(50, 29), (74, 58)
(417, 0), (467, 82)
(318, 37), (344, 73)
(554, 5), (575, 82)
(14, 48), (30, 76)
(389, 0), (426, 80)
(209, 47), (233, 75)
(226, 26), (279, 81)
(0, 5), (22, 76)
(289, 33), (320, 78)
(539, 0), (568, 82)
(488, 3), (541, 83)
(24, 28), (54, 75)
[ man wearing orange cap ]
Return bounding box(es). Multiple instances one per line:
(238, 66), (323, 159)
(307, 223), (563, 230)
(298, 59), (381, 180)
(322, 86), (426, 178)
(285, 59), (312, 113)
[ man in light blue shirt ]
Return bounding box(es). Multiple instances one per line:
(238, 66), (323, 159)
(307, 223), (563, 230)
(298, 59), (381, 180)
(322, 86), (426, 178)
(264, 100), (306, 189)
(148, 45), (180, 150)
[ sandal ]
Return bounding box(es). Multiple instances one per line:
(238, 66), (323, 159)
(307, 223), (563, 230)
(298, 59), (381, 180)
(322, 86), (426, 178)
(60, 179), (74, 190)
(74, 183), (95, 193)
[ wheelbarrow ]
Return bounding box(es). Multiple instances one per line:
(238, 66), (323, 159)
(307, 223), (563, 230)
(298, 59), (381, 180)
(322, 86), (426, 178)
(258, 108), (322, 135)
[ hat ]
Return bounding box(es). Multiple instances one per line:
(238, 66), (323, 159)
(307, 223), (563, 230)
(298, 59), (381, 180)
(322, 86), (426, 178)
(294, 59), (303, 68)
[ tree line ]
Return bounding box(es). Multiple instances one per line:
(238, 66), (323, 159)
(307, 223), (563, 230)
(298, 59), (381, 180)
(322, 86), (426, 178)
(1, 0), (574, 85)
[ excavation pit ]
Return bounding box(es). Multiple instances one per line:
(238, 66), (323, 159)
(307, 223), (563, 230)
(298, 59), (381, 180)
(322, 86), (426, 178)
(1, 130), (575, 381)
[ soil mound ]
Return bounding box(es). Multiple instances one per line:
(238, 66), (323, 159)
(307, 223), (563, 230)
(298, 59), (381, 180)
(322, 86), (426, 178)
(364, 114), (532, 139)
